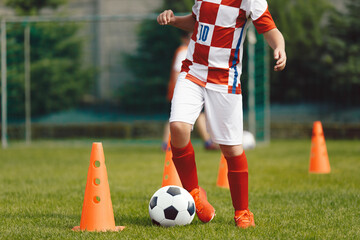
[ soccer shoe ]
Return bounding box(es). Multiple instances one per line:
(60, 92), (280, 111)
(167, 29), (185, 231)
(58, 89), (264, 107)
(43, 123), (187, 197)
(204, 140), (220, 150)
(234, 209), (255, 228)
(189, 187), (215, 223)
(161, 142), (168, 152)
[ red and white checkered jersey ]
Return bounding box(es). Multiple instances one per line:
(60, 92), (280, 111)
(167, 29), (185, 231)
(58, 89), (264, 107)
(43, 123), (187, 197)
(181, 0), (276, 94)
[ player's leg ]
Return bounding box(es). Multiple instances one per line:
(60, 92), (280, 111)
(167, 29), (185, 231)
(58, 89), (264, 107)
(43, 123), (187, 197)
(161, 121), (170, 151)
(169, 74), (215, 223)
(170, 121), (192, 148)
(194, 113), (209, 143)
(169, 121), (197, 190)
(170, 121), (215, 223)
(169, 74), (201, 190)
(204, 89), (254, 228)
(195, 113), (219, 150)
(220, 144), (255, 228)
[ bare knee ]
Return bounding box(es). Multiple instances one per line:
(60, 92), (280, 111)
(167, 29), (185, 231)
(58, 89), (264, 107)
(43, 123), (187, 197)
(219, 144), (244, 157)
(170, 122), (192, 148)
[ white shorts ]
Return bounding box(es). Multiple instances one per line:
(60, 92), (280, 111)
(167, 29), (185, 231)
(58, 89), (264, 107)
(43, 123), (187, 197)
(169, 73), (243, 145)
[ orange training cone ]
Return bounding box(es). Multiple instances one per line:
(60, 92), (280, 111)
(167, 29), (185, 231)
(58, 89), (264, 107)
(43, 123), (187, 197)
(216, 153), (229, 189)
(162, 135), (182, 187)
(309, 121), (331, 174)
(72, 142), (125, 232)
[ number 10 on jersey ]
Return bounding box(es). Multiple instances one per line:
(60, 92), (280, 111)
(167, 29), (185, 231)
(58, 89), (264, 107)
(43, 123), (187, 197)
(198, 24), (209, 42)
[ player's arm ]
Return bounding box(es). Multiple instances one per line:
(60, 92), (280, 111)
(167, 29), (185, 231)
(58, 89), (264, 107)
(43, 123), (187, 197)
(157, 10), (196, 32)
(250, 3), (287, 72)
(263, 28), (286, 72)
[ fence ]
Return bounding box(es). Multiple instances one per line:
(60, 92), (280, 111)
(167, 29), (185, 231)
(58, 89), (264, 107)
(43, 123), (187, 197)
(0, 14), (273, 148)
(1, 14), (155, 147)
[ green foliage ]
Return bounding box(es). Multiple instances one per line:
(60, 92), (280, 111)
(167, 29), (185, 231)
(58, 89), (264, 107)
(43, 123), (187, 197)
(3, 1), (95, 119)
(163, 0), (194, 12)
(120, 1), (192, 113)
(269, 0), (359, 105)
(123, 0), (359, 111)
(268, 0), (332, 103)
(120, 22), (182, 113)
(5, 22), (94, 118)
(323, 0), (360, 104)
(5, 0), (67, 15)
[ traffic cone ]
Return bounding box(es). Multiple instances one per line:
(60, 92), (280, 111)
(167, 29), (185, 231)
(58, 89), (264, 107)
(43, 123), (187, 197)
(162, 135), (182, 187)
(216, 153), (229, 189)
(309, 121), (331, 174)
(72, 142), (125, 232)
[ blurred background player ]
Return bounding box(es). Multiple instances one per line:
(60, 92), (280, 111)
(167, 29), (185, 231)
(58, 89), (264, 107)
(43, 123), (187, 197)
(162, 30), (219, 151)
(158, 0), (286, 228)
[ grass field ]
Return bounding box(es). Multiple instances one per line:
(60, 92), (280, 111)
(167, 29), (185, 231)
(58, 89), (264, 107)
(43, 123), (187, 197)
(1, 139), (359, 239)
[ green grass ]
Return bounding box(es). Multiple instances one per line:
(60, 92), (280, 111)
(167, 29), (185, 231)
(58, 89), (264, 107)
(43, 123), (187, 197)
(1, 139), (359, 239)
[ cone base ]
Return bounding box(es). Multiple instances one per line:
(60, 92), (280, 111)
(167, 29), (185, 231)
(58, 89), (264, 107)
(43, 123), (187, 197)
(309, 170), (331, 174)
(72, 226), (125, 232)
(216, 184), (229, 189)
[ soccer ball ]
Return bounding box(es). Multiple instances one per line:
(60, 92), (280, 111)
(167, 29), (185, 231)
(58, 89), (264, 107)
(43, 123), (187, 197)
(243, 130), (256, 150)
(149, 185), (195, 227)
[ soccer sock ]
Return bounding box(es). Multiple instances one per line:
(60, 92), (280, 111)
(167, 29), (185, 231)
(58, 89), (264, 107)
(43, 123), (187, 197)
(171, 141), (199, 191)
(225, 152), (249, 211)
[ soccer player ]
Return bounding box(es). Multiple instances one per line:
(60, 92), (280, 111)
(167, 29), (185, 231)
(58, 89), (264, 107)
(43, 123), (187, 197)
(157, 0), (286, 228)
(162, 30), (219, 151)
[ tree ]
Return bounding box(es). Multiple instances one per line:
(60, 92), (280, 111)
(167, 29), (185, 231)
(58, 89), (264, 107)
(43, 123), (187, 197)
(162, 0), (194, 12)
(120, 1), (192, 113)
(268, 0), (332, 103)
(324, 0), (360, 105)
(123, 0), (342, 111)
(3, 0), (94, 118)
(5, 0), (66, 15)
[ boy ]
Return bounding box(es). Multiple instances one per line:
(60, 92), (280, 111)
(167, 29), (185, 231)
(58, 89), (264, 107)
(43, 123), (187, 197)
(157, 0), (286, 228)
(162, 30), (219, 151)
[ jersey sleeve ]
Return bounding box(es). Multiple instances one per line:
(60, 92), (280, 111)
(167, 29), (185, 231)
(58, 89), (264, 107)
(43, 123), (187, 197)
(252, 8), (276, 34)
(241, 0), (276, 34)
(192, 0), (200, 19)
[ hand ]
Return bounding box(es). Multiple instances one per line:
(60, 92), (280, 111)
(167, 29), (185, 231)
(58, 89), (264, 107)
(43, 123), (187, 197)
(157, 10), (176, 25)
(273, 48), (286, 71)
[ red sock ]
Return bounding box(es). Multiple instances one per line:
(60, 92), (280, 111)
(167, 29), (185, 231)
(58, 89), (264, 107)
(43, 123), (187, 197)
(225, 152), (249, 211)
(171, 141), (199, 191)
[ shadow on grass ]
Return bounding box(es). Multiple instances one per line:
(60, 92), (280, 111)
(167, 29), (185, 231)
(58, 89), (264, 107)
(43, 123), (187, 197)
(115, 213), (152, 227)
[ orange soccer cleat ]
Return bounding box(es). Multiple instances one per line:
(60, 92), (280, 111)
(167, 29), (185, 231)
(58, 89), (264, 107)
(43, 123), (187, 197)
(234, 209), (255, 229)
(190, 187), (215, 223)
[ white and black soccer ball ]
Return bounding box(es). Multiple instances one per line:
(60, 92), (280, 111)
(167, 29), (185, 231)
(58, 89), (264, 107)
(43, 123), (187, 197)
(149, 185), (195, 227)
